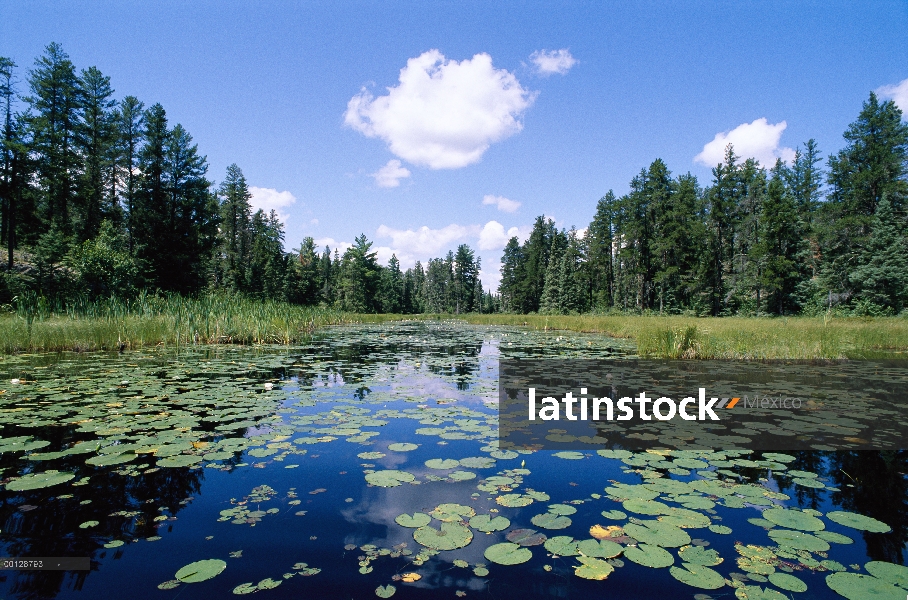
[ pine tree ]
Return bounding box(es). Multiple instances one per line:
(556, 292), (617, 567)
(76, 66), (117, 241)
(850, 196), (908, 313)
(337, 234), (380, 312)
(587, 191), (617, 309)
(380, 254), (403, 313)
(115, 96), (144, 252)
(216, 164), (252, 291)
(498, 237), (523, 312)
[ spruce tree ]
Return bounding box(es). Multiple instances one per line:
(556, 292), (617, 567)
(850, 196), (908, 313)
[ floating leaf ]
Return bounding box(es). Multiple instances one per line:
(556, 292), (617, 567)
(547, 504), (577, 516)
(826, 572), (904, 600)
(864, 561), (908, 589)
(469, 514), (510, 533)
(257, 578), (282, 590)
(413, 523), (473, 551)
(734, 585), (787, 599)
(400, 572), (421, 582)
(86, 453), (136, 466)
(544, 536), (579, 556)
(79, 520), (99, 529)
(623, 520), (691, 548)
(425, 458), (460, 469)
(761, 508), (824, 532)
(232, 582), (257, 594)
(484, 542), (532, 565)
(387, 443), (417, 452)
(670, 563), (725, 589)
(678, 545), (723, 566)
(496, 494), (533, 508)
(175, 559), (226, 583)
(553, 451), (584, 460)
(158, 580), (181, 590)
(815, 530), (853, 544)
(624, 544), (674, 568)
(767, 572), (807, 592)
(577, 539), (623, 559)
(601, 510), (627, 520)
(158, 455), (203, 468)
(365, 470), (415, 488)
(708, 525), (732, 535)
(395, 513), (431, 528)
(358, 452), (386, 459)
(623, 498), (671, 515)
(375, 584), (396, 598)
(104, 540), (124, 548)
(825, 511), (891, 533)
(473, 566), (489, 576)
(530, 512), (571, 530)
(574, 556), (614, 580)
(6, 470), (75, 491)
(767, 529), (830, 552)
(506, 529), (547, 546)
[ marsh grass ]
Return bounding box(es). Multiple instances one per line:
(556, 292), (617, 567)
(3, 297), (906, 358)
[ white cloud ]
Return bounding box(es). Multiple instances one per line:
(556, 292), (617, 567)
(310, 218), (319, 225)
(478, 221), (508, 251)
(313, 237), (352, 254)
(371, 159), (411, 188)
(694, 118), (796, 168)
(877, 77), (908, 117)
(530, 49), (577, 76)
(344, 50), (536, 169)
(376, 223), (478, 256)
(249, 186), (297, 223)
(482, 194), (521, 213)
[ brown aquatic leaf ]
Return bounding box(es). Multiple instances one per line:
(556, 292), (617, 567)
(401, 573), (421, 582)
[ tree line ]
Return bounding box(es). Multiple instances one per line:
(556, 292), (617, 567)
(499, 93), (908, 316)
(0, 43), (496, 314)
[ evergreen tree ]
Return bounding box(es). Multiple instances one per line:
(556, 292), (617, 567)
(587, 191), (617, 309)
(216, 163), (252, 291)
(498, 237), (523, 312)
(115, 96), (144, 252)
(701, 145), (742, 315)
(337, 234), (380, 312)
(850, 196), (908, 313)
(538, 235), (563, 314)
(453, 243), (477, 313)
(287, 236), (320, 304)
(380, 254), (403, 313)
(76, 65), (117, 241)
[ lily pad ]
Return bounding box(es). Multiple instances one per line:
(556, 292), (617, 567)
(826, 572), (904, 600)
(158, 455), (203, 468)
(375, 584), (396, 598)
(864, 561), (908, 589)
(413, 523), (473, 551)
(357, 452), (386, 459)
(767, 529), (829, 552)
(767, 572), (807, 592)
(624, 520), (691, 548)
(553, 451), (584, 460)
(425, 458), (460, 469)
(624, 544), (674, 568)
(496, 494), (534, 508)
(708, 525), (732, 535)
(547, 504), (577, 516)
(601, 510), (627, 520)
(761, 508), (824, 532)
(469, 514), (510, 533)
(574, 556), (614, 580)
(365, 470), (415, 488)
(815, 530), (853, 544)
(544, 536), (579, 556)
(175, 559), (227, 583)
(825, 511), (891, 533)
(395, 513), (431, 528)
(484, 542), (532, 565)
(670, 563), (725, 589)
(531, 512), (572, 530)
(577, 538), (623, 558)
(678, 545), (723, 566)
(387, 443), (418, 452)
(6, 470), (75, 491)
(623, 498), (671, 515)
(506, 529), (547, 546)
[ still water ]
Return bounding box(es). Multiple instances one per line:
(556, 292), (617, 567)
(0, 321), (905, 599)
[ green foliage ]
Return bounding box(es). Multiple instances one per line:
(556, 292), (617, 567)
(66, 221), (137, 298)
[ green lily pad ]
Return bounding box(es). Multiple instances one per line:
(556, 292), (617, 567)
(158, 455), (203, 468)
(547, 504), (577, 516)
(623, 498), (671, 515)
(431, 503), (475, 521)
(601, 510), (627, 520)
(624, 520), (691, 548)
(387, 443), (418, 452)
(6, 470), (75, 491)
(459, 456), (496, 468)
(395, 513), (431, 528)
(544, 536), (579, 556)
(484, 542), (532, 565)
(469, 514), (510, 533)
(553, 451), (584, 460)
(365, 470), (415, 487)
(175, 559), (226, 583)
(577, 539), (623, 558)
(815, 530), (853, 544)
(767, 529), (829, 552)
(104, 540), (124, 548)
(825, 511), (891, 533)
(865, 561), (908, 589)
(678, 545), (723, 566)
(79, 520), (99, 529)
(425, 458), (460, 470)
(826, 572), (904, 600)
(574, 556), (614, 580)
(670, 563), (725, 589)
(86, 452), (136, 467)
(761, 508), (825, 532)
(233, 582), (258, 594)
(709, 525), (732, 535)
(357, 452), (386, 459)
(256, 578), (281, 590)
(413, 523), (473, 550)
(792, 478), (825, 489)
(624, 543), (674, 568)
(375, 584), (396, 598)
(768, 572), (807, 592)
(737, 556), (775, 575)
(531, 513), (572, 530)
(496, 494), (534, 508)
(448, 470), (476, 481)
(506, 529), (547, 546)
(735, 585), (788, 599)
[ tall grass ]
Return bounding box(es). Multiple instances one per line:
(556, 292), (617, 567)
(2, 292), (355, 353)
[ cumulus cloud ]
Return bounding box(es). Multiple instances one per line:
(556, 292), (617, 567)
(694, 118), (796, 168)
(477, 221), (529, 251)
(376, 223), (478, 256)
(530, 49), (577, 76)
(482, 194), (521, 213)
(344, 50), (536, 169)
(249, 186), (297, 223)
(877, 77), (908, 116)
(371, 159), (411, 188)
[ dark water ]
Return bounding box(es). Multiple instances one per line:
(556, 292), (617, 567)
(0, 321), (905, 599)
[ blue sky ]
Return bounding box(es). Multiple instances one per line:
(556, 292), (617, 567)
(3, 1), (907, 289)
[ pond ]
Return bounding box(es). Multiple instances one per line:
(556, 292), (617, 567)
(0, 321), (906, 599)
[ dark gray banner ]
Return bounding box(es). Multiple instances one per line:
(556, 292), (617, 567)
(0, 557), (91, 570)
(498, 359), (908, 451)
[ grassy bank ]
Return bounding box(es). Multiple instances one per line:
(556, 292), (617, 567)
(3, 296), (907, 358)
(452, 313), (908, 359)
